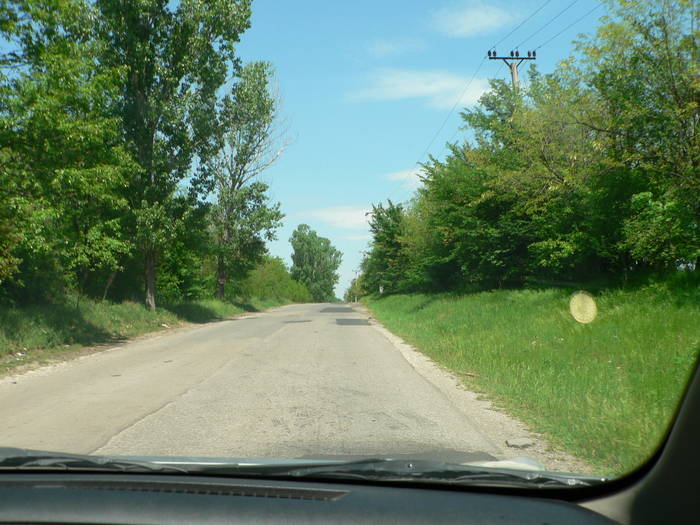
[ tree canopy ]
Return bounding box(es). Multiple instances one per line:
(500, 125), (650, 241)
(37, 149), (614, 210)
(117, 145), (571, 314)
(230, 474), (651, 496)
(290, 225), (342, 302)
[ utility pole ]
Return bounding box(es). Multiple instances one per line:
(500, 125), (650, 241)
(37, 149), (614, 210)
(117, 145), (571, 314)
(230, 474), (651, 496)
(487, 50), (537, 89)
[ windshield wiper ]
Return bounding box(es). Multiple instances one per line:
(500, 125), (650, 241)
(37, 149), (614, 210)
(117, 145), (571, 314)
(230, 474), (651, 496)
(184, 458), (607, 489)
(0, 448), (187, 474)
(0, 451), (605, 488)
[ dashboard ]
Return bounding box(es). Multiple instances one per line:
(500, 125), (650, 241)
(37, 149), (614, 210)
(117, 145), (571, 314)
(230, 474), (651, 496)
(0, 473), (614, 524)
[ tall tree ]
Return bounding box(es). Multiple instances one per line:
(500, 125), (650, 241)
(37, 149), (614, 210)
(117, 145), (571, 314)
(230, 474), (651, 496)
(289, 224), (342, 302)
(95, 0), (252, 310)
(205, 61), (286, 299)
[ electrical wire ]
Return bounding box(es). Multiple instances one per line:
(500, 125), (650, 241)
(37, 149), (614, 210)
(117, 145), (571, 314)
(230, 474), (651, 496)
(414, 58), (487, 166)
(489, 0), (553, 51)
(535, 3), (604, 50)
(514, 0), (581, 49)
(389, 0), (588, 202)
(383, 58), (487, 202)
(446, 61), (505, 146)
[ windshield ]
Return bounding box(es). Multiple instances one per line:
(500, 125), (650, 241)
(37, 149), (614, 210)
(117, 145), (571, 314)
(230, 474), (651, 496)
(0, 0), (698, 486)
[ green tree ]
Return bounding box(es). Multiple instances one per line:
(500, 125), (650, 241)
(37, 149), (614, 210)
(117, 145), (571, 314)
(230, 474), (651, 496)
(210, 183), (283, 299)
(0, 0), (133, 302)
(289, 224), (342, 302)
(95, 0), (253, 310)
(238, 256), (311, 303)
(363, 200), (408, 294)
(576, 0), (700, 269)
(205, 61), (285, 299)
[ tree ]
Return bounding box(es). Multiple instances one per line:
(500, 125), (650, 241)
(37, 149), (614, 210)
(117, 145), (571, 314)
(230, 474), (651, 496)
(0, 0), (134, 302)
(238, 256), (311, 303)
(289, 224), (342, 302)
(363, 200), (408, 294)
(576, 0), (700, 269)
(205, 61), (285, 299)
(96, 0), (253, 310)
(210, 182), (283, 299)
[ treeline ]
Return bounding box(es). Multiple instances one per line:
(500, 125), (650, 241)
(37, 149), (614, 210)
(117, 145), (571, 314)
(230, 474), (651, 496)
(352, 0), (698, 298)
(0, 1), (310, 308)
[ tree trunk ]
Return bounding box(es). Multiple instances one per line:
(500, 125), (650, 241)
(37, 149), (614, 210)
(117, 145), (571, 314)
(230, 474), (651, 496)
(217, 254), (226, 300)
(145, 249), (156, 311)
(102, 271), (117, 301)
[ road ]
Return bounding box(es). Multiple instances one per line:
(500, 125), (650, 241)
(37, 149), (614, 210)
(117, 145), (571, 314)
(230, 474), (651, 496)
(0, 303), (567, 466)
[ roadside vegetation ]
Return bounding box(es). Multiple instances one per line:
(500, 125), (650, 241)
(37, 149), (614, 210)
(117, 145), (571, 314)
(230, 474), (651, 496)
(364, 275), (700, 476)
(0, 255), (309, 372)
(0, 1), (336, 316)
(351, 0), (699, 476)
(1, 2), (343, 362)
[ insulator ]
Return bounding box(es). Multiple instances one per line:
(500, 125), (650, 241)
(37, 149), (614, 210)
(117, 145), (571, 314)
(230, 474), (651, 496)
(515, 50), (519, 57)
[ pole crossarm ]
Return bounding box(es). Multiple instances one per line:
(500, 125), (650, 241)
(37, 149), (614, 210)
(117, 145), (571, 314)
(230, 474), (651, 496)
(487, 50), (537, 88)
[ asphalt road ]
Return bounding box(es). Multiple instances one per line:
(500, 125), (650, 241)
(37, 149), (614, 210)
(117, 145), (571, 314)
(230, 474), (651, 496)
(0, 303), (552, 465)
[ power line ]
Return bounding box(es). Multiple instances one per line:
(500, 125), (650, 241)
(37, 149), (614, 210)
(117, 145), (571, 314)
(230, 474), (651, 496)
(383, 58), (487, 202)
(446, 61), (505, 146)
(514, 0), (581, 49)
(406, 0), (556, 181)
(490, 0), (553, 51)
(414, 57), (487, 166)
(387, 0), (567, 202)
(535, 3), (604, 50)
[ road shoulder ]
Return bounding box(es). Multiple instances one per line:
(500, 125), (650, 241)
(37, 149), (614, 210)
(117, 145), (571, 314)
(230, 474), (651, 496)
(355, 303), (592, 474)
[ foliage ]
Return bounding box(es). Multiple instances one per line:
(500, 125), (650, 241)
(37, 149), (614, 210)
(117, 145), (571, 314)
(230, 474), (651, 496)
(290, 224), (342, 302)
(95, 0), (253, 310)
(206, 61), (285, 299)
(359, 0), (699, 295)
(238, 256), (311, 303)
(0, 1), (299, 313)
(0, 0), (134, 303)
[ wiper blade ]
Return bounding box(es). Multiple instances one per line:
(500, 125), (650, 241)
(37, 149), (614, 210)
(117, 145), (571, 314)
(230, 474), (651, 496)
(186, 458), (606, 488)
(0, 448), (187, 474)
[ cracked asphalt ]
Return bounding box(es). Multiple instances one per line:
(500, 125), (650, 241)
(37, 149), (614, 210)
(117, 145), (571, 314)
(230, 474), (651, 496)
(0, 303), (586, 470)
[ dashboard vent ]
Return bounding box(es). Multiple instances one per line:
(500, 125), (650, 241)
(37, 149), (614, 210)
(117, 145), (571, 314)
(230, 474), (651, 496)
(2, 480), (348, 501)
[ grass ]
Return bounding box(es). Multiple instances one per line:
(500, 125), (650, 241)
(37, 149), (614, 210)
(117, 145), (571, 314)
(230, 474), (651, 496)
(363, 276), (700, 476)
(0, 295), (292, 373)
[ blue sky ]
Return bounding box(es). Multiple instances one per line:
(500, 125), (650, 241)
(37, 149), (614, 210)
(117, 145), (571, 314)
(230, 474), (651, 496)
(235, 0), (609, 297)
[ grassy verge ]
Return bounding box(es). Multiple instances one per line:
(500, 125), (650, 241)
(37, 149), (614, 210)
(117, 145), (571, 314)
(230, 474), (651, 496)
(0, 295), (292, 373)
(363, 278), (699, 476)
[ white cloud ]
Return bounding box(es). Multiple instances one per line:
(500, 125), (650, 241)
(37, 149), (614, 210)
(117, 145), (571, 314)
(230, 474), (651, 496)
(367, 37), (425, 58)
(385, 168), (424, 192)
(301, 206), (370, 230)
(351, 68), (490, 109)
(432, 1), (519, 38)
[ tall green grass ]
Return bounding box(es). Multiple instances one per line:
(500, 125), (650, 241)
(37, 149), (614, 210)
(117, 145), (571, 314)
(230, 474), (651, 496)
(364, 278), (699, 476)
(0, 296), (290, 371)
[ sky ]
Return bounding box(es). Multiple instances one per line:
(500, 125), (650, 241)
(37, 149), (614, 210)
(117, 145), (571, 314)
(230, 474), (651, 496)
(233, 0), (610, 298)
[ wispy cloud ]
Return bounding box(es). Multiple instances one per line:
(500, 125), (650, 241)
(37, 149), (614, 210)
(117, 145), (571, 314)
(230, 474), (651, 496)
(351, 68), (490, 109)
(385, 168), (424, 192)
(300, 206), (370, 230)
(432, 1), (519, 38)
(367, 37), (425, 58)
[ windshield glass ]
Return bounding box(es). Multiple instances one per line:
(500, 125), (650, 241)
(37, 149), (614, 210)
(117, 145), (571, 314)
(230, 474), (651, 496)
(0, 0), (698, 485)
